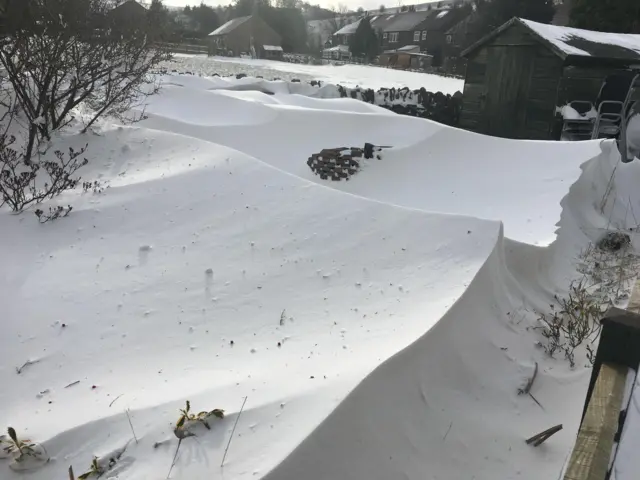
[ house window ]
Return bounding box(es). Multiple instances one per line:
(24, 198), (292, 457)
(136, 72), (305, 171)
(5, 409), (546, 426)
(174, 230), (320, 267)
(446, 34), (452, 44)
(413, 30), (420, 41)
(421, 30), (427, 40)
(383, 32), (387, 39)
(389, 32), (398, 43)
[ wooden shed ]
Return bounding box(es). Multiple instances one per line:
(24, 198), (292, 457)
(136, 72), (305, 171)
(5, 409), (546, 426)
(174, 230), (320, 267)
(459, 18), (640, 140)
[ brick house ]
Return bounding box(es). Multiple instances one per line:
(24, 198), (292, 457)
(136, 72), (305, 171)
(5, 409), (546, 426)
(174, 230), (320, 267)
(335, 8), (471, 67)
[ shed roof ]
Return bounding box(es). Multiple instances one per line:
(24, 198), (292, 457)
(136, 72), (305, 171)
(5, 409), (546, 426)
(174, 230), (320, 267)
(462, 17), (640, 63)
(209, 15), (251, 36)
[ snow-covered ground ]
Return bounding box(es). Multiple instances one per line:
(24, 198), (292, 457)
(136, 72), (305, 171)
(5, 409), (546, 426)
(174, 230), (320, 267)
(161, 54), (464, 93)
(1, 73), (639, 480)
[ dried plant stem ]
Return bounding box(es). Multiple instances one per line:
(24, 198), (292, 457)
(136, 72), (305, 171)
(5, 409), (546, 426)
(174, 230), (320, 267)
(167, 438), (182, 479)
(125, 409), (138, 444)
(221, 396), (248, 467)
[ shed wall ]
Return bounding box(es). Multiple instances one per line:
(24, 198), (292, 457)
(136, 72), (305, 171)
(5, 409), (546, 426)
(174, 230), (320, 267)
(460, 23), (563, 140)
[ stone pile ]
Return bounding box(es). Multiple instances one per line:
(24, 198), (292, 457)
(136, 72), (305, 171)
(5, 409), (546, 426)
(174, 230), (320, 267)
(307, 143), (387, 181)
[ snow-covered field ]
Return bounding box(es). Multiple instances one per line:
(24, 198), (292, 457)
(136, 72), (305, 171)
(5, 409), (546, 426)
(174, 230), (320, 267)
(161, 54), (464, 92)
(1, 72), (639, 480)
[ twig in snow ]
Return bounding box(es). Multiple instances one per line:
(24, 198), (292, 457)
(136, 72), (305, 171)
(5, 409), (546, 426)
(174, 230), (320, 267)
(109, 394), (124, 407)
(280, 309), (286, 326)
(69, 465), (75, 480)
(525, 424), (562, 446)
(528, 392), (544, 410)
(443, 421), (453, 441)
(518, 362), (538, 395)
(16, 358), (41, 374)
(126, 409), (138, 444)
(221, 396), (248, 467)
(65, 380), (80, 389)
(166, 438), (182, 479)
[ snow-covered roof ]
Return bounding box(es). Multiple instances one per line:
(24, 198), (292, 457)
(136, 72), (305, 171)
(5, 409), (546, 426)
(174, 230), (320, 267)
(209, 16), (251, 36)
(382, 11), (430, 33)
(520, 18), (640, 58)
(263, 45), (283, 52)
(398, 44), (420, 52)
(334, 19), (361, 36)
(334, 9), (461, 37)
(323, 44), (350, 52)
(463, 17), (640, 62)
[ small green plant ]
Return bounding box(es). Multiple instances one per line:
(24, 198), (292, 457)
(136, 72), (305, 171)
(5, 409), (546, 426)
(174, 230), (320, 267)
(2, 427), (41, 462)
(176, 400), (224, 431)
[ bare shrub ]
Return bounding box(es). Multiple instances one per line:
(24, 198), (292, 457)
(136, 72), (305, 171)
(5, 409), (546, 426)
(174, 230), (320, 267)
(536, 280), (604, 368)
(0, 130), (88, 211)
(34, 205), (73, 223)
(0, 0), (170, 213)
(536, 234), (639, 367)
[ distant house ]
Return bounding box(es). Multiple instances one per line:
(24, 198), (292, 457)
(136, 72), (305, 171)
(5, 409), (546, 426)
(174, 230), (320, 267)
(208, 15), (282, 59)
(107, 0), (147, 32)
(322, 44), (351, 61)
(459, 17), (640, 140)
(334, 8), (470, 66)
(442, 8), (481, 74)
(410, 7), (471, 65)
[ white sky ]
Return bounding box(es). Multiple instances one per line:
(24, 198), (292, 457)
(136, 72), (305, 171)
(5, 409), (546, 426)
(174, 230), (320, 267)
(163, 0), (380, 11)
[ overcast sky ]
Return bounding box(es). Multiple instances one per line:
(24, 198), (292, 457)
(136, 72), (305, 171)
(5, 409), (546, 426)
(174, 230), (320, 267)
(163, 0), (377, 11)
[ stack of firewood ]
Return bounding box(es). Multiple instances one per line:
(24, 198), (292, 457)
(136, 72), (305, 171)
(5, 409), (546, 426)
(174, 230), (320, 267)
(307, 144), (387, 181)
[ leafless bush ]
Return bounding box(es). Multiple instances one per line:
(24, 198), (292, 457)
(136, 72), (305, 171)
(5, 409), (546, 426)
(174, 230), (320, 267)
(536, 235), (639, 367)
(0, 0), (170, 213)
(34, 205), (73, 223)
(536, 279), (604, 368)
(0, 124), (88, 211)
(82, 180), (106, 194)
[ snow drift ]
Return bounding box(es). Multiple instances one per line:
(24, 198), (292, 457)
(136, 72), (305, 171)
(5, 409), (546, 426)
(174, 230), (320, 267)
(1, 73), (639, 480)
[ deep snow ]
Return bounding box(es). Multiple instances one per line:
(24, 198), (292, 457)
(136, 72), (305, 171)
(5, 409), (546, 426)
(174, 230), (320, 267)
(1, 73), (639, 480)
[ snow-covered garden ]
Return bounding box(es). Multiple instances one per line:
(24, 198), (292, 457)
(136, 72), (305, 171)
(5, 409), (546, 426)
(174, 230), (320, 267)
(2, 32), (640, 480)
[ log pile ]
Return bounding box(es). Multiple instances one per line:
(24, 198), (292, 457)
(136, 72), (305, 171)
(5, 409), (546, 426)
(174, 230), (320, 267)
(307, 144), (387, 181)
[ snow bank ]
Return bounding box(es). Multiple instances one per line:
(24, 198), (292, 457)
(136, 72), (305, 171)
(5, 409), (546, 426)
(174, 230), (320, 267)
(2, 72), (639, 480)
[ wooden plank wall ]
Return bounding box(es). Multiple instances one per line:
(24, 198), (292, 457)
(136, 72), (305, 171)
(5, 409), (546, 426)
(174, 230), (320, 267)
(459, 24), (563, 139)
(564, 283), (640, 480)
(563, 362), (627, 480)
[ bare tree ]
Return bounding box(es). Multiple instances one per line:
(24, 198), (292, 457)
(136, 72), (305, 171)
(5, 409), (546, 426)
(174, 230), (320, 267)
(0, 0), (171, 212)
(328, 3), (351, 36)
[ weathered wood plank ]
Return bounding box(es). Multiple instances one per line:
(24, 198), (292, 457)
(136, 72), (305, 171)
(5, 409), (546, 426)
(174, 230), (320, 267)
(563, 363), (627, 480)
(626, 279), (640, 314)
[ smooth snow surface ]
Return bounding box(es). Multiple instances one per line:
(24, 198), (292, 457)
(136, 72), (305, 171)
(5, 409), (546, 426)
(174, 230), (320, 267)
(1, 73), (639, 480)
(161, 54), (464, 92)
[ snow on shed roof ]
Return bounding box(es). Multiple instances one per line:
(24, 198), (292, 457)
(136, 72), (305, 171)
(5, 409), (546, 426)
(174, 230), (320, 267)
(263, 45), (283, 51)
(520, 19), (640, 58)
(462, 18), (640, 62)
(209, 16), (251, 36)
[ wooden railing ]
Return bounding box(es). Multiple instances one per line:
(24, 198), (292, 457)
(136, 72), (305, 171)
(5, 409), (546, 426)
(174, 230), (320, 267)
(563, 282), (640, 479)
